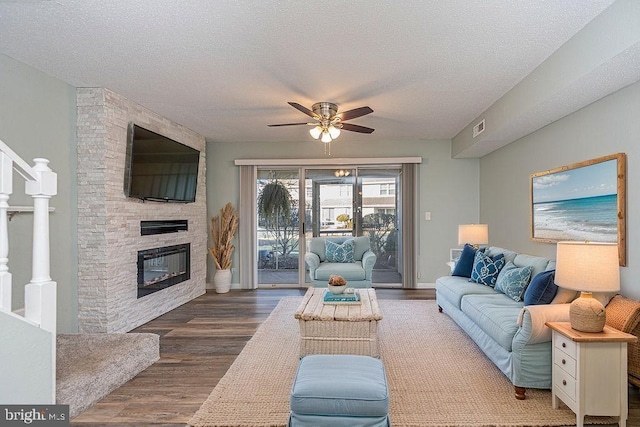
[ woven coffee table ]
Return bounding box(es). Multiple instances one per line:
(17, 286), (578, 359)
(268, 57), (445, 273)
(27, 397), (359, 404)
(294, 287), (383, 357)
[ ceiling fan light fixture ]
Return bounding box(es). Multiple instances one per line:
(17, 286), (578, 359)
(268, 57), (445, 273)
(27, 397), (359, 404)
(309, 126), (323, 139)
(321, 131), (332, 143)
(328, 125), (341, 139)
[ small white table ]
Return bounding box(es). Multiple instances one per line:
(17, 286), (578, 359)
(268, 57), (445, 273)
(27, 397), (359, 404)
(294, 287), (382, 357)
(546, 322), (637, 427)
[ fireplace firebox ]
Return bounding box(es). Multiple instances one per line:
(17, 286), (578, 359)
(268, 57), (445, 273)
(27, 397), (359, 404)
(137, 243), (190, 298)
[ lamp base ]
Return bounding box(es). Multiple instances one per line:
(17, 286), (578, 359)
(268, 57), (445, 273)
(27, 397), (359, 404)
(569, 292), (606, 333)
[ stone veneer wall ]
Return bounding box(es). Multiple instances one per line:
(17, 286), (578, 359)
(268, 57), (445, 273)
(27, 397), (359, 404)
(76, 88), (207, 333)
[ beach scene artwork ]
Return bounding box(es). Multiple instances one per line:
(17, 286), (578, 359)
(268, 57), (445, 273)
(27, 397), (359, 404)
(531, 158), (618, 242)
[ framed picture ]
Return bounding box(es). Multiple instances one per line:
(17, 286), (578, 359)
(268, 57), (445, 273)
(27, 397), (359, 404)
(530, 153), (626, 266)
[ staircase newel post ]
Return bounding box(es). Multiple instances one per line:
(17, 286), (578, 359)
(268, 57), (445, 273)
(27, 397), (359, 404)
(24, 158), (57, 335)
(0, 153), (12, 313)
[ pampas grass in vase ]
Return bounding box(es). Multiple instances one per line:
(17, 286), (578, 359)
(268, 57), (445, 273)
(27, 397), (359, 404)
(209, 202), (239, 293)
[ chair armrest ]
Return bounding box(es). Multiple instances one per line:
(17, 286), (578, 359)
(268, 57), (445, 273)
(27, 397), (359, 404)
(304, 252), (320, 276)
(513, 303), (571, 347)
(606, 294), (640, 386)
(361, 250), (377, 280)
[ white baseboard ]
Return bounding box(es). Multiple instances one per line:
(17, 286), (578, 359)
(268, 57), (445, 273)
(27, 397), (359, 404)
(415, 282), (436, 289)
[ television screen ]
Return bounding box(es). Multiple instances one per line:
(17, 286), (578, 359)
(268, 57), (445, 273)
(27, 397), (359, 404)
(124, 123), (200, 203)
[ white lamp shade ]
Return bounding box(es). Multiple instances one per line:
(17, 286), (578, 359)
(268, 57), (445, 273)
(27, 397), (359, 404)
(328, 125), (341, 139)
(309, 126), (323, 139)
(458, 224), (489, 246)
(555, 241), (620, 293)
(321, 131), (332, 143)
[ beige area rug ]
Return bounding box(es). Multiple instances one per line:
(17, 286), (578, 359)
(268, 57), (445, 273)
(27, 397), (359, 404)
(189, 297), (616, 427)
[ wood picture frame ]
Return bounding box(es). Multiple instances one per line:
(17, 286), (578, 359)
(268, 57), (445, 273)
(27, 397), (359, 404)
(530, 153), (626, 266)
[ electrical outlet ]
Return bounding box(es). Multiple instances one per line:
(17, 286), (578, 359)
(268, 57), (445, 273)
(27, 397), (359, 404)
(424, 212), (431, 221)
(417, 272), (421, 279)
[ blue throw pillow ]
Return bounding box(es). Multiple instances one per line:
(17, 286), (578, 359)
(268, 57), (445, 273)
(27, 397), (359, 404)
(452, 244), (484, 278)
(495, 261), (533, 302)
(523, 270), (558, 305)
(325, 240), (355, 263)
(469, 251), (505, 287)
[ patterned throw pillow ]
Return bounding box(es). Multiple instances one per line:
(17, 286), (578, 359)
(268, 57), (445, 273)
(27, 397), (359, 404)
(325, 240), (355, 263)
(469, 251), (505, 287)
(495, 261), (533, 302)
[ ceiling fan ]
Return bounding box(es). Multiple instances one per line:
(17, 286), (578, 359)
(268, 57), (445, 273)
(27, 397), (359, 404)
(268, 102), (374, 143)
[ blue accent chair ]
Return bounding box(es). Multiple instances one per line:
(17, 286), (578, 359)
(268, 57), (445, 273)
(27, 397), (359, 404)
(305, 236), (376, 288)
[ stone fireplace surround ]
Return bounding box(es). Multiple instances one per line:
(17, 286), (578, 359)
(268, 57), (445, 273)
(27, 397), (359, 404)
(76, 88), (207, 333)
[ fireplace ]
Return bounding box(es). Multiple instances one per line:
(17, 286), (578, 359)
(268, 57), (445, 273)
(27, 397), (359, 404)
(137, 243), (190, 298)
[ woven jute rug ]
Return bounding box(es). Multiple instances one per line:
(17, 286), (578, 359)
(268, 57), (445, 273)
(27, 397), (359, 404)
(189, 297), (617, 427)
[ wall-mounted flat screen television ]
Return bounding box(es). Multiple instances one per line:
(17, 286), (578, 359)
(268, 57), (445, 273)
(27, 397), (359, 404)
(124, 123), (200, 203)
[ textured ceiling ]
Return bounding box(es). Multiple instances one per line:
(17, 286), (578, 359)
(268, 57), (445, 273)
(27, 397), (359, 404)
(0, 0), (618, 148)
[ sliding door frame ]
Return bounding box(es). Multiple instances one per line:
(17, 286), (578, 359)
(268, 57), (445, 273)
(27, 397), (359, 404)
(236, 157), (421, 288)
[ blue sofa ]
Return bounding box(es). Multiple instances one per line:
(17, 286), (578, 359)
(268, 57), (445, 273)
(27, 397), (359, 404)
(305, 236), (376, 288)
(436, 246), (575, 400)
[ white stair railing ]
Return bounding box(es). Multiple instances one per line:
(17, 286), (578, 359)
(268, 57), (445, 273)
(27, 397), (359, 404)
(0, 139), (57, 404)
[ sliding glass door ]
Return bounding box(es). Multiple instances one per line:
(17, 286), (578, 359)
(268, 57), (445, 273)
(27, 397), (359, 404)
(256, 166), (402, 287)
(256, 169), (301, 286)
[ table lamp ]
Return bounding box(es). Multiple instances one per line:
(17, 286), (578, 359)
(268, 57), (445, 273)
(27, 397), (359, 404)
(458, 224), (489, 249)
(554, 241), (620, 333)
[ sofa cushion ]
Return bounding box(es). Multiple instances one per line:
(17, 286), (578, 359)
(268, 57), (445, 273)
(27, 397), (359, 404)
(325, 239), (355, 263)
(314, 261), (366, 281)
(485, 247), (518, 265)
(495, 261), (533, 302)
(435, 276), (497, 310)
(523, 269), (558, 305)
(461, 294), (523, 351)
(352, 236), (371, 261)
(452, 244), (481, 277)
(470, 251), (505, 287)
(309, 238), (328, 262)
(512, 253), (551, 281)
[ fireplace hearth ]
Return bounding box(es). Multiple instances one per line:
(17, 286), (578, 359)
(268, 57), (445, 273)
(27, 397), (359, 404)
(137, 243), (190, 298)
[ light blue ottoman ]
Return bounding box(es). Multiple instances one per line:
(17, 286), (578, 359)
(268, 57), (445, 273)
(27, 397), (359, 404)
(289, 354), (390, 427)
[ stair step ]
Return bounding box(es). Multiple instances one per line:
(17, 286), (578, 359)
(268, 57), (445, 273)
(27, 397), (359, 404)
(56, 333), (159, 418)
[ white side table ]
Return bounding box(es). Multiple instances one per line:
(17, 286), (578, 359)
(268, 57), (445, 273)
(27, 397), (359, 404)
(546, 321), (637, 427)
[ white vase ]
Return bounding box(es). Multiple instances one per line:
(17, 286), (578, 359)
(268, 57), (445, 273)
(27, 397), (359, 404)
(214, 269), (232, 294)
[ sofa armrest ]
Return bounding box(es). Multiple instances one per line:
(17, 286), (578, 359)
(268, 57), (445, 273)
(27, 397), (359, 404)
(361, 250), (377, 280)
(513, 303), (571, 346)
(304, 252), (320, 277)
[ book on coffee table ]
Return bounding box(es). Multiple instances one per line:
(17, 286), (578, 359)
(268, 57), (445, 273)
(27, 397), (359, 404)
(323, 289), (361, 305)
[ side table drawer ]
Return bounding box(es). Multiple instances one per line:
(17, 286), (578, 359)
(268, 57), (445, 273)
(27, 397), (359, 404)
(554, 364), (576, 403)
(553, 350), (576, 378)
(554, 333), (577, 358)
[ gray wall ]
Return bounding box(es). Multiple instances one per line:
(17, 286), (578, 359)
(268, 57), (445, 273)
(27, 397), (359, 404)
(480, 80), (640, 299)
(0, 53), (78, 333)
(206, 139), (479, 285)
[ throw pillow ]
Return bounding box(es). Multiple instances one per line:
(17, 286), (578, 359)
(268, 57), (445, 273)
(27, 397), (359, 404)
(495, 261), (533, 302)
(325, 239), (355, 263)
(452, 244), (484, 278)
(524, 269), (558, 305)
(469, 251), (505, 287)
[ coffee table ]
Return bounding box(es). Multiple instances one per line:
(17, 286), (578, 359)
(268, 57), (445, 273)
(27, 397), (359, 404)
(294, 287), (383, 357)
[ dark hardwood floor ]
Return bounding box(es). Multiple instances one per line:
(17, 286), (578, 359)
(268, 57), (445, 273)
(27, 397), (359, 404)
(70, 288), (640, 427)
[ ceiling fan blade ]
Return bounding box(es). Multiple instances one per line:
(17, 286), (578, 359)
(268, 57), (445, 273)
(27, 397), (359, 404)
(341, 123), (375, 134)
(267, 122), (312, 127)
(288, 102), (318, 119)
(338, 106), (373, 121)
